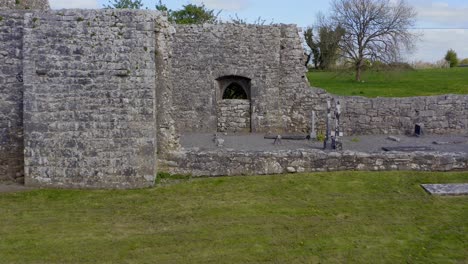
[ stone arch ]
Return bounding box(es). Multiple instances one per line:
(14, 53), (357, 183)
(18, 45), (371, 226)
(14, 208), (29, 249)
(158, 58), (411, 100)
(222, 82), (248, 100)
(216, 75), (251, 101)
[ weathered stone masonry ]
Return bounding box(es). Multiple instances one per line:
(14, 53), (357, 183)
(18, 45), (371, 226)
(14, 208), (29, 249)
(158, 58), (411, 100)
(0, 10), (26, 182)
(0, 3), (467, 188)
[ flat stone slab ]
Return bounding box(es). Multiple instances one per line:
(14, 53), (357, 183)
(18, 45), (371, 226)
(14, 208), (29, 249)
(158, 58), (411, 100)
(421, 184), (468, 196)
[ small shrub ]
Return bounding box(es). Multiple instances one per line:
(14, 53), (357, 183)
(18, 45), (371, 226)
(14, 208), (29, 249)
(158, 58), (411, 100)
(76, 17), (84, 22)
(444, 49), (459, 68)
(316, 132), (325, 142)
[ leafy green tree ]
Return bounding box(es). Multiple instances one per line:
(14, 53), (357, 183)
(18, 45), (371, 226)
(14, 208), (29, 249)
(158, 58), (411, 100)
(169, 3), (219, 24)
(460, 58), (468, 65)
(445, 49), (459, 68)
(304, 15), (345, 70)
(155, 0), (169, 12)
(105, 0), (143, 9)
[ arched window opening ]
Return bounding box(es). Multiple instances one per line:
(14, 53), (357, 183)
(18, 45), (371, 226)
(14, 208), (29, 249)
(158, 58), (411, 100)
(222, 83), (248, 99)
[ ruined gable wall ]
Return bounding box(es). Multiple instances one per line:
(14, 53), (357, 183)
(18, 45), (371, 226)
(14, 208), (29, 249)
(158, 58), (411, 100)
(170, 24), (330, 134)
(0, 11), (25, 182)
(23, 10), (160, 188)
(171, 24), (284, 133)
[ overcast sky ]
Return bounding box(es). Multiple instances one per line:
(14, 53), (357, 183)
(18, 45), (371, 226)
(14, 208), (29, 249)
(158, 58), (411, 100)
(49, 0), (468, 62)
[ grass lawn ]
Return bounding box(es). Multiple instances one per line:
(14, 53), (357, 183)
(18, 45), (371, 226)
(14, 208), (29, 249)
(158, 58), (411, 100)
(1, 171), (467, 263)
(307, 67), (468, 97)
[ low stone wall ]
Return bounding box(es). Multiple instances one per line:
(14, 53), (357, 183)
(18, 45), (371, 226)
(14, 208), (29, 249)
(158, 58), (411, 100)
(160, 149), (468, 176)
(217, 100), (251, 132)
(339, 94), (468, 136)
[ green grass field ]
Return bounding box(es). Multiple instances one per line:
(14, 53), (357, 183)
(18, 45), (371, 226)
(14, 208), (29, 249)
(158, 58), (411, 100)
(307, 68), (468, 97)
(1, 171), (467, 263)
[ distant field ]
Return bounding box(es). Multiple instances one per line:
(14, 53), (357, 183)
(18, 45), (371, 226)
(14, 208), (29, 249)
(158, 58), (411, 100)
(1, 171), (467, 263)
(307, 68), (468, 97)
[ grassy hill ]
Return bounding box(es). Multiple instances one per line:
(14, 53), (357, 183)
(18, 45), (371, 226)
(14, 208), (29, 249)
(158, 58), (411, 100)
(1, 171), (467, 263)
(307, 68), (468, 97)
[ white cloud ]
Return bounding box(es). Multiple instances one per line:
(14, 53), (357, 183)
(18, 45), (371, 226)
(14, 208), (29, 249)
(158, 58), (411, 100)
(50, 0), (99, 9)
(407, 29), (468, 62)
(414, 1), (468, 27)
(191, 0), (250, 11)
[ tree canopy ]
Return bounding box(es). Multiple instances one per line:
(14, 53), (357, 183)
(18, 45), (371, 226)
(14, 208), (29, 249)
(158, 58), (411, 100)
(304, 14), (345, 70)
(445, 49), (459, 68)
(107, 0), (219, 24)
(169, 4), (219, 24)
(329, 0), (417, 81)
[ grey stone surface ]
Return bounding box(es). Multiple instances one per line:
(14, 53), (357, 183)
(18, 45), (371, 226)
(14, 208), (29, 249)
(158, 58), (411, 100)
(160, 148), (468, 177)
(180, 133), (468, 153)
(421, 184), (468, 196)
(218, 100), (251, 132)
(158, 133), (468, 176)
(0, 11), (25, 182)
(170, 24), (328, 134)
(22, 10), (160, 188)
(339, 95), (468, 135)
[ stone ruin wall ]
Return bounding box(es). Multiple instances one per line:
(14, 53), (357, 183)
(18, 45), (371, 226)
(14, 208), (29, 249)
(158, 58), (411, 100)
(217, 100), (251, 133)
(163, 149), (468, 177)
(339, 95), (468, 136)
(0, 10), (25, 182)
(0, 7), (467, 187)
(170, 24), (468, 137)
(0, 9), (168, 188)
(170, 24), (328, 134)
(22, 9), (164, 188)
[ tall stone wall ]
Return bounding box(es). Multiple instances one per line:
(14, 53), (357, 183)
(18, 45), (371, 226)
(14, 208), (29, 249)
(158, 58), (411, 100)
(23, 10), (160, 188)
(0, 11), (25, 182)
(339, 95), (468, 135)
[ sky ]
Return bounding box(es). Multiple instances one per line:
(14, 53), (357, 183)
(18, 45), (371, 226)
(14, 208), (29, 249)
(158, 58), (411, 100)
(49, 0), (468, 63)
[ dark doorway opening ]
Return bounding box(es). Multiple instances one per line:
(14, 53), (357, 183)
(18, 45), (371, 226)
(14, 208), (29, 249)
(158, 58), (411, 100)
(222, 82), (248, 99)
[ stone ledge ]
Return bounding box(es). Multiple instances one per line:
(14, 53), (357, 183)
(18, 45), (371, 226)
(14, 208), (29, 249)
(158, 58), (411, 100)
(160, 149), (468, 177)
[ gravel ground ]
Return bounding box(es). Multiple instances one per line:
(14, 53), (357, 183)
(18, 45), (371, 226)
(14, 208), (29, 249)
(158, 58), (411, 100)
(181, 133), (468, 153)
(0, 182), (34, 193)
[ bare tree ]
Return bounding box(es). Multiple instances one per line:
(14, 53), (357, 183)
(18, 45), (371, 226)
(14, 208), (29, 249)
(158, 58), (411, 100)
(330, 0), (417, 81)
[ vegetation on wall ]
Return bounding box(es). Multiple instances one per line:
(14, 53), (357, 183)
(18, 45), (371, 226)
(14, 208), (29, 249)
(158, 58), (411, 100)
(105, 0), (143, 9)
